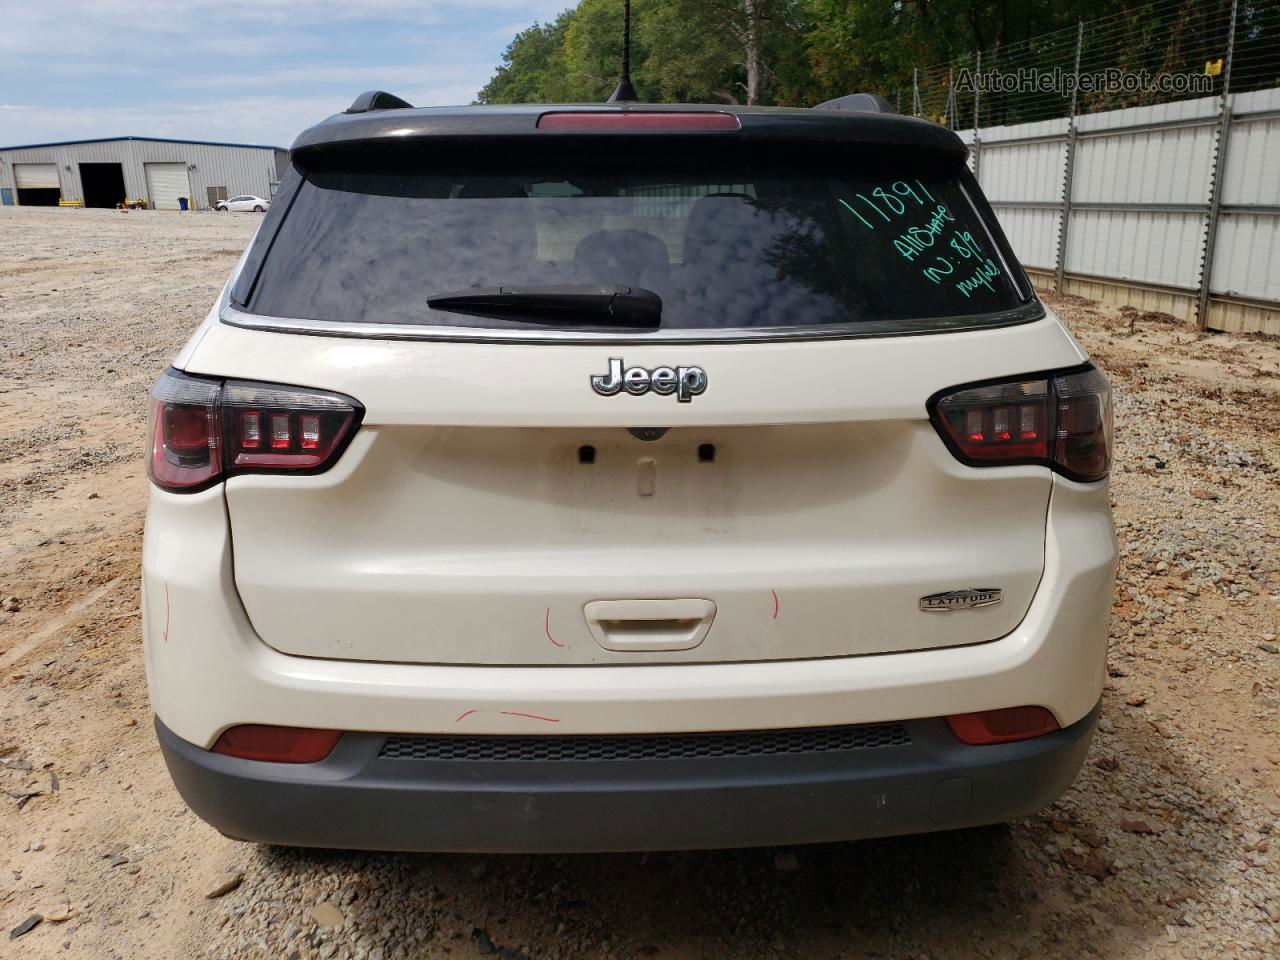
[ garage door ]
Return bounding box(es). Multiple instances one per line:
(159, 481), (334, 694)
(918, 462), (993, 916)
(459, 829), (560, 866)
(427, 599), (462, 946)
(14, 163), (59, 189)
(144, 162), (191, 211)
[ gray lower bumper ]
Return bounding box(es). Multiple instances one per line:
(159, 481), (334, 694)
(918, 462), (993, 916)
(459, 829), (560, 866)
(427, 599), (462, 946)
(156, 705), (1097, 853)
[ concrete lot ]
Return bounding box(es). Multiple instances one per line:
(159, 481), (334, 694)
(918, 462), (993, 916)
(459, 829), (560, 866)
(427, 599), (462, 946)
(0, 206), (1277, 959)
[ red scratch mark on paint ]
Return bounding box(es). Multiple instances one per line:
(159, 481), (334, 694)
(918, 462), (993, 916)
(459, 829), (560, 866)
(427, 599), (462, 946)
(545, 606), (564, 647)
(162, 582), (171, 642)
(500, 711), (560, 723)
(455, 709), (560, 724)
(771, 589), (780, 620)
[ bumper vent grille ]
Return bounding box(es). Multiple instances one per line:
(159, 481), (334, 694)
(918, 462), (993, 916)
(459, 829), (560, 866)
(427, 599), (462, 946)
(378, 723), (910, 763)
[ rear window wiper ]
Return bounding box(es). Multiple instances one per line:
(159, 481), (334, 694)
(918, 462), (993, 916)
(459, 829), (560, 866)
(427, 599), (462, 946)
(427, 285), (661, 328)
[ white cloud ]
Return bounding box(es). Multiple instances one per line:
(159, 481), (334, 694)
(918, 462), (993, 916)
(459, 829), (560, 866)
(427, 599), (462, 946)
(0, 0), (570, 56)
(0, 0), (570, 146)
(494, 18), (539, 36)
(172, 62), (487, 94)
(0, 81), (482, 149)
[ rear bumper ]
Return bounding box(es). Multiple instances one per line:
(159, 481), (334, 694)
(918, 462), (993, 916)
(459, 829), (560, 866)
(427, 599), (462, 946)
(156, 703), (1097, 853)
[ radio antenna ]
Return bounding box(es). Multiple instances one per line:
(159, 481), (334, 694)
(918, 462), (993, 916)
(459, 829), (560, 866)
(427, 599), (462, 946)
(607, 0), (638, 102)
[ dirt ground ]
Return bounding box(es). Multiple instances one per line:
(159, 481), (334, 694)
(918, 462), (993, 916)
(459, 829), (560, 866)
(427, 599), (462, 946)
(0, 206), (1277, 960)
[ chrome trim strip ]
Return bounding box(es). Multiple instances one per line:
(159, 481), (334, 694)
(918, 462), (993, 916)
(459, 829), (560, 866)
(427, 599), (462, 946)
(219, 301), (1045, 345)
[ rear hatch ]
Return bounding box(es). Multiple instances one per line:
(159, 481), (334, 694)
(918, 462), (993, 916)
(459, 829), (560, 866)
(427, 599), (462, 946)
(203, 114), (1078, 665)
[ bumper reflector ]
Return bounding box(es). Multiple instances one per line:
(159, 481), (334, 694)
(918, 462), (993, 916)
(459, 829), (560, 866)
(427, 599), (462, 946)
(211, 725), (341, 763)
(945, 706), (1059, 745)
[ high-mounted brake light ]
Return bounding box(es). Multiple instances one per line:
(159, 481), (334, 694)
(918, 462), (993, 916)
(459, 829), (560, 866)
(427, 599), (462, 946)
(537, 112), (741, 131)
(928, 365), (1112, 482)
(146, 369), (362, 493)
(211, 725), (342, 763)
(946, 706), (1060, 745)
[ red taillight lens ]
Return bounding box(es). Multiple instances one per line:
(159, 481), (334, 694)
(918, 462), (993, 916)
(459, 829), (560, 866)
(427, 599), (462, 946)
(211, 725), (341, 763)
(537, 111), (741, 131)
(147, 369), (362, 492)
(147, 371), (221, 491)
(164, 407), (213, 451)
(223, 380), (360, 470)
(1052, 370), (1111, 480)
(929, 365), (1112, 481)
(945, 706), (1060, 745)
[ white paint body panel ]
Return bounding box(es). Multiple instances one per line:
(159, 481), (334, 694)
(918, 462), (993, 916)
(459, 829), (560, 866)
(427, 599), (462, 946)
(184, 313), (1084, 427)
(178, 313), (1085, 665)
(143, 476), (1115, 748)
(220, 422), (1053, 664)
(145, 292), (1114, 741)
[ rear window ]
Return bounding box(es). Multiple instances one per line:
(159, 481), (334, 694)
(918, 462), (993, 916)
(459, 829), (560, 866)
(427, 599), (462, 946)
(235, 142), (1030, 336)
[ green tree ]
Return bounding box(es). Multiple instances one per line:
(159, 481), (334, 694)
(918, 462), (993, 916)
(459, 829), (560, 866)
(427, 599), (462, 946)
(482, 0), (805, 106)
(713, 0), (799, 104)
(477, 9), (578, 104)
(796, 1), (1118, 101)
(554, 0), (750, 103)
(477, 0), (1228, 114)
(640, 0), (742, 102)
(559, 0), (650, 101)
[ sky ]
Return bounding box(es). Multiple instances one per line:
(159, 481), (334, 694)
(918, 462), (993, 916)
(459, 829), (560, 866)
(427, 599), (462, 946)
(0, 0), (571, 149)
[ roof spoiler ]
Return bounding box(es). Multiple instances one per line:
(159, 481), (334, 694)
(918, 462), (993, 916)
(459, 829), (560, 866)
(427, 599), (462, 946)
(345, 91), (414, 114)
(812, 93), (896, 114)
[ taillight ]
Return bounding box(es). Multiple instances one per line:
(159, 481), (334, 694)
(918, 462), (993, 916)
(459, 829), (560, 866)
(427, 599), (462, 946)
(211, 725), (341, 763)
(929, 365), (1112, 482)
(147, 368), (362, 492)
(147, 370), (221, 491)
(222, 381), (360, 470)
(946, 706), (1060, 745)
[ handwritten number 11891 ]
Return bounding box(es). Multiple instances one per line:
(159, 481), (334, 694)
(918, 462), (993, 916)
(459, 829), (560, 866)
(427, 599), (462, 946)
(838, 180), (936, 230)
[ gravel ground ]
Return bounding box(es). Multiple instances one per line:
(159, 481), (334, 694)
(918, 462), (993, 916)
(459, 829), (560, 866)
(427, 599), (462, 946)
(0, 206), (1277, 959)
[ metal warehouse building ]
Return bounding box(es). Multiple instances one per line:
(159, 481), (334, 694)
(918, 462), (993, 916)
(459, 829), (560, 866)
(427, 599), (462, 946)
(0, 137), (287, 211)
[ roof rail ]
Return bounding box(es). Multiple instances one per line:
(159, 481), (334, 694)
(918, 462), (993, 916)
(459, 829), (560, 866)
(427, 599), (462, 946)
(812, 93), (896, 115)
(345, 91), (415, 114)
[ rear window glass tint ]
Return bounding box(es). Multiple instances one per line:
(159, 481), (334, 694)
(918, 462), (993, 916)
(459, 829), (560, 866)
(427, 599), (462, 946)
(242, 148), (1026, 334)
(229, 167), (301, 308)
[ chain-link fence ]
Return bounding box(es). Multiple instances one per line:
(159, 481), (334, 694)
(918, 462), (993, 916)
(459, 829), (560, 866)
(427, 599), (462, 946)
(880, 0), (1280, 335)
(898, 0), (1279, 131)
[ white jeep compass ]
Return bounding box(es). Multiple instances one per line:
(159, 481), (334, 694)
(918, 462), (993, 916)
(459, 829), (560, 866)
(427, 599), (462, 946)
(143, 92), (1116, 852)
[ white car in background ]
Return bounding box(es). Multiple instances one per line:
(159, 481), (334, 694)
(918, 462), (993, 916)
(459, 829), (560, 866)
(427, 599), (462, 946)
(216, 195), (270, 212)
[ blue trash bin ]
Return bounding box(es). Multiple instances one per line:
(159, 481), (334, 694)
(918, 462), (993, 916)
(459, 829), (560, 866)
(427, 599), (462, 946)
(178, 196), (189, 211)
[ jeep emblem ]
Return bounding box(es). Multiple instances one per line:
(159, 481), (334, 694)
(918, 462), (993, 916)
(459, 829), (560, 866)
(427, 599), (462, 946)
(590, 358), (707, 403)
(918, 588), (1003, 612)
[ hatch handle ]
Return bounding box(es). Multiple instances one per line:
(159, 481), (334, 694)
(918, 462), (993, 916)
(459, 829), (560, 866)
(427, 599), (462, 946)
(584, 599), (716, 652)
